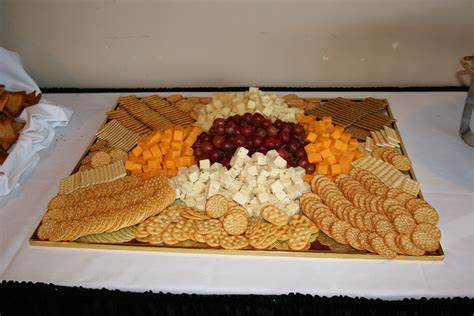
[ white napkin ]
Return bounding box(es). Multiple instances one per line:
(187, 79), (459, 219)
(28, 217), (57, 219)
(0, 47), (73, 196)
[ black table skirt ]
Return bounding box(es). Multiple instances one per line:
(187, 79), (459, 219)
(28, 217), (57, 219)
(1, 281), (472, 316)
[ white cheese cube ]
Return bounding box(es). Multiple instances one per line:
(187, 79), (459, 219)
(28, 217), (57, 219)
(259, 169), (269, 177)
(247, 100), (256, 110)
(262, 106), (272, 117)
(273, 156), (287, 169)
(271, 180), (284, 193)
(281, 178), (292, 188)
(199, 171), (209, 183)
(279, 169), (290, 180)
(229, 180), (242, 193)
(181, 182), (193, 194)
(192, 181), (205, 195)
(294, 167), (306, 177)
(275, 190), (288, 201)
(199, 159), (211, 170)
(221, 107), (231, 116)
(247, 165), (258, 176)
(185, 196), (196, 207)
(257, 174), (266, 184)
(235, 147), (249, 158)
(186, 170), (199, 183)
(233, 191), (249, 205)
(269, 168), (280, 178)
(257, 192), (269, 203)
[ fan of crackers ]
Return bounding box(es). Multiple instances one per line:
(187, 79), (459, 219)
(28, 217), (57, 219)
(0, 85), (41, 164)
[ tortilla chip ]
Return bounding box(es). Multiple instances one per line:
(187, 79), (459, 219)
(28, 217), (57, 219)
(0, 118), (18, 142)
(4, 91), (25, 117)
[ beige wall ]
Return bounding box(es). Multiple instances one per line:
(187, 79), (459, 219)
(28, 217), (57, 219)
(1, 0), (473, 88)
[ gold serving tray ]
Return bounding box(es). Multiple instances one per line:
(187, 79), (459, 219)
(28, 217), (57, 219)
(30, 95), (444, 261)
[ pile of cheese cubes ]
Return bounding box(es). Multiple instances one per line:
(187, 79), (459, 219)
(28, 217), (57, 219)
(298, 115), (364, 180)
(170, 148), (310, 217)
(125, 125), (201, 178)
(196, 87), (303, 131)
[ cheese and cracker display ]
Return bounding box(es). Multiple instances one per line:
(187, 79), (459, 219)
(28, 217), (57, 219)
(32, 88), (443, 260)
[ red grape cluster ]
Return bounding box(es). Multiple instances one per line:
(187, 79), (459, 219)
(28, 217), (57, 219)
(192, 113), (316, 173)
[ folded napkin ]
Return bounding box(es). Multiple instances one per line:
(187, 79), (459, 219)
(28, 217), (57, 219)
(0, 47), (73, 196)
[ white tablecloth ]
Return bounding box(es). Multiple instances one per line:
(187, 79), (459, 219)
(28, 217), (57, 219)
(1, 91), (473, 299)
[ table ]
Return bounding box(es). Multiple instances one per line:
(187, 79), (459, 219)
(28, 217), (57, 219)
(1, 91), (473, 300)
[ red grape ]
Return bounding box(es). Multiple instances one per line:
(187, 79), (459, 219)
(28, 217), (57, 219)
(209, 149), (223, 162)
(262, 119), (272, 129)
(267, 126), (278, 138)
(222, 140), (235, 152)
(292, 124), (305, 135)
(252, 113), (264, 125)
(212, 135), (225, 148)
(255, 128), (267, 138)
(253, 136), (264, 148)
(243, 113), (253, 123)
(277, 148), (289, 159)
(274, 119), (283, 129)
(240, 125), (254, 137)
(215, 125), (225, 135)
(305, 163), (316, 174)
(233, 135), (247, 147)
(288, 142), (299, 153)
(278, 131), (290, 143)
(265, 137), (277, 149)
(274, 138), (283, 148)
(200, 142), (214, 153)
(224, 121), (237, 135)
(294, 147), (306, 158)
(200, 134), (213, 143)
(213, 118), (226, 128)
(298, 156), (309, 168)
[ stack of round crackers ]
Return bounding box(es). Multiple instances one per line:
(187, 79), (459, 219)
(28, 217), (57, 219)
(135, 194), (319, 251)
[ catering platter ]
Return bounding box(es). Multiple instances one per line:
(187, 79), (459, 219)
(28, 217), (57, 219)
(30, 89), (444, 261)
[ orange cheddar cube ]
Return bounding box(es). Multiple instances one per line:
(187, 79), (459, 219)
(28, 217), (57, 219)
(322, 116), (332, 125)
(322, 139), (332, 149)
(330, 164), (341, 176)
(169, 150), (181, 159)
(147, 159), (158, 169)
(165, 160), (175, 169)
(142, 149), (152, 161)
(173, 129), (184, 141)
(340, 163), (352, 174)
(132, 145), (143, 158)
(339, 152), (354, 164)
(308, 152), (322, 164)
(161, 132), (172, 143)
(171, 141), (183, 151)
(125, 161), (136, 171)
(306, 132), (318, 143)
(354, 150), (364, 159)
(304, 143), (318, 154)
(150, 145), (162, 158)
(131, 163), (143, 171)
(146, 131), (162, 147)
(182, 146), (193, 156)
(333, 139), (348, 151)
(330, 126), (344, 140)
(317, 161), (329, 175)
(348, 139), (359, 151)
(326, 154), (337, 165)
(320, 148), (332, 159)
(303, 174), (314, 183)
(340, 132), (351, 143)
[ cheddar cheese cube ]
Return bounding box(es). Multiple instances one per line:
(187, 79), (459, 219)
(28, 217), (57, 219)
(308, 152), (322, 163)
(317, 161), (329, 175)
(306, 132), (318, 143)
(132, 145), (143, 158)
(320, 148), (332, 159)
